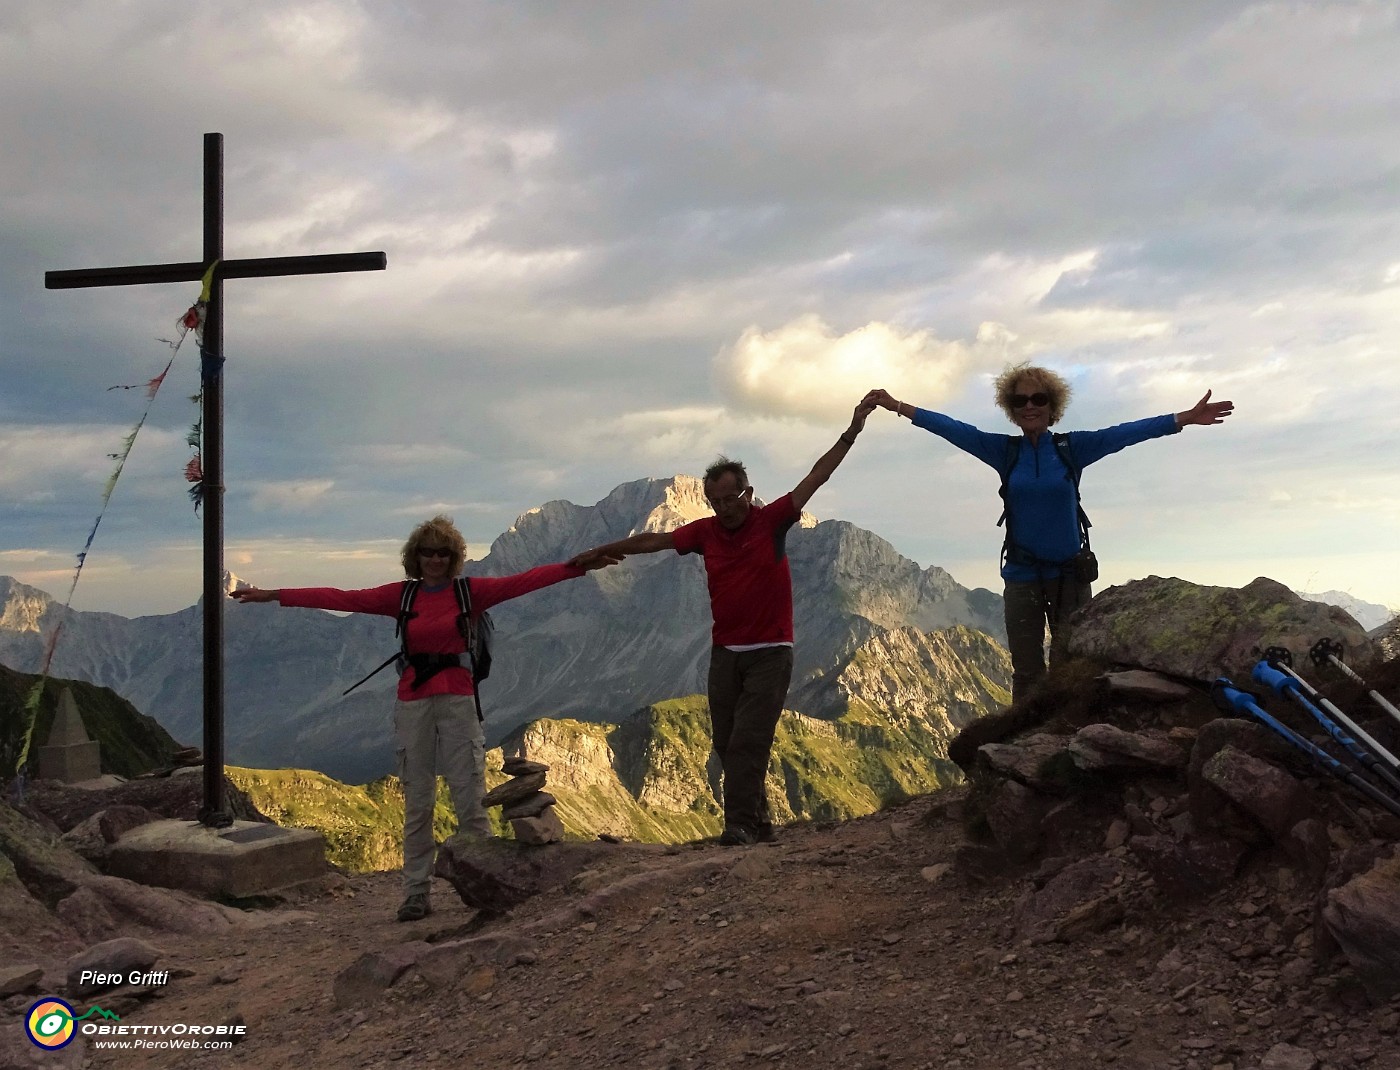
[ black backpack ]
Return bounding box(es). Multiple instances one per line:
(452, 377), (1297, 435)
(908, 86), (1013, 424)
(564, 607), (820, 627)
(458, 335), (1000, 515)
(996, 433), (1095, 577)
(343, 578), (494, 720)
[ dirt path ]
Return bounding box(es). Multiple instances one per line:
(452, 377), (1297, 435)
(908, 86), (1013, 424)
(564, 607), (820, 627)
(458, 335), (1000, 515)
(52, 790), (1400, 1070)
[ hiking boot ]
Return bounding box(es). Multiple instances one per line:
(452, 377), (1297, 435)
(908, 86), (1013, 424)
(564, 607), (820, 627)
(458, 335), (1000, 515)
(754, 822), (777, 843)
(718, 826), (755, 846)
(395, 892), (431, 922)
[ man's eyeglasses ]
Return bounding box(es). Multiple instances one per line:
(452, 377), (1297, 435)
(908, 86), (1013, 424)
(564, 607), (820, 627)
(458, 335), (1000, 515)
(706, 491), (749, 510)
(418, 547), (453, 559)
(1010, 392), (1050, 408)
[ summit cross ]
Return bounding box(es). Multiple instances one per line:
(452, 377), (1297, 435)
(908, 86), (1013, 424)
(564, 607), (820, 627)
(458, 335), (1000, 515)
(46, 132), (387, 825)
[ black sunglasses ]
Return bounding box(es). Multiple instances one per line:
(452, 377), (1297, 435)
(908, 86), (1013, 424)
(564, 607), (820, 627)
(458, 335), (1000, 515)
(417, 547), (453, 558)
(1010, 392), (1050, 408)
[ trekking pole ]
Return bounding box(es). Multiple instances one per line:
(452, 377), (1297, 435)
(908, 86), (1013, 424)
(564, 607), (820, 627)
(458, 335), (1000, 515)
(1211, 678), (1400, 820)
(1263, 646), (1400, 773)
(1309, 638), (1400, 727)
(1254, 650), (1400, 796)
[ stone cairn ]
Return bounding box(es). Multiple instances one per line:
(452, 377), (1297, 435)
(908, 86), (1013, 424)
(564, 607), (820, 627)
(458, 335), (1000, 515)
(480, 757), (564, 845)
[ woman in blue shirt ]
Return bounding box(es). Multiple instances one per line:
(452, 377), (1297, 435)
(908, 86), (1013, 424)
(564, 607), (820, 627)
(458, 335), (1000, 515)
(864, 364), (1232, 703)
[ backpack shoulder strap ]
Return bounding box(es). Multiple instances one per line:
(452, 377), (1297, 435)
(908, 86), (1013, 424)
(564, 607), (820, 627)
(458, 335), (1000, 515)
(1050, 432), (1093, 545)
(454, 576), (486, 724)
(453, 577), (473, 639)
(452, 576), (472, 616)
(1051, 433), (1080, 486)
(396, 579), (421, 648)
(995, 436), (1021, 529)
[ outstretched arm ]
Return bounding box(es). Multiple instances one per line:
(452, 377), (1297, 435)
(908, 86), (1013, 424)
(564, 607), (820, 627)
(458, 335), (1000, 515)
(229, 586), (280, 604)
(791, 398), (877, 512)
(568, 532), (675, 568)
(1175, 390), (1234, 427)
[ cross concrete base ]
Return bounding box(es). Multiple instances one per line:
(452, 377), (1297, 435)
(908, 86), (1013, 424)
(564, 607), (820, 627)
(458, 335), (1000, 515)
(105, 819), (327, 900)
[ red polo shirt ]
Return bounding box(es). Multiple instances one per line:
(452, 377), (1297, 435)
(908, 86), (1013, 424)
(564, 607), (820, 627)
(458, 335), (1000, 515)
(671, 493), (799, 647)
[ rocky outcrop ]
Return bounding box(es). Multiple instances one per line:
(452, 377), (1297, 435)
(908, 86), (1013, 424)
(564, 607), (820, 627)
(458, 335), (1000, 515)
(1373, 615), (1400, 661)
(22, 769), (267, 834)
(1322, 854), (1400, 1001)
(1066, 575), (1375, 682)
(0, 799), (311, 985)
(958, 578), (1400, 1007)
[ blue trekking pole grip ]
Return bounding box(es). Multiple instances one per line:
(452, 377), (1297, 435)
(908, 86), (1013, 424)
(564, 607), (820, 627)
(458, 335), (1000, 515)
(1212, 678), (1259, 715)
(1251, 661), (1295, 695)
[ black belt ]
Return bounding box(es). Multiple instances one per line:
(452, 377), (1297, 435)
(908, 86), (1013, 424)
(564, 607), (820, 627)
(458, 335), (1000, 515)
(404, 653), (461, 690)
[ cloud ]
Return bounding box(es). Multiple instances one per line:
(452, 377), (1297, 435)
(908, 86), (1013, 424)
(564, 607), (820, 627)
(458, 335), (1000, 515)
(248, 479), (336, 512)
(715, 316), (985, 420)
(0, 425), (164, 489)
(5, 1), (1400, 615)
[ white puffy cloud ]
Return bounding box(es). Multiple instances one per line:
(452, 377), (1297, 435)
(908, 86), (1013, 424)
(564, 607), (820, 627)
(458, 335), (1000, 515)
(715, 315), (987, 420)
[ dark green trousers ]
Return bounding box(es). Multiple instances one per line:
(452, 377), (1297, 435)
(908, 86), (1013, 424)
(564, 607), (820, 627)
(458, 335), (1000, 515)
(706, 645), (793, 833)
(1003, 575), (1092, 705)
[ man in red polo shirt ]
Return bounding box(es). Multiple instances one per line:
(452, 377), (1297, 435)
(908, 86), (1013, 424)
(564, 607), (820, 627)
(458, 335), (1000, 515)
(571, 399), (875, 845)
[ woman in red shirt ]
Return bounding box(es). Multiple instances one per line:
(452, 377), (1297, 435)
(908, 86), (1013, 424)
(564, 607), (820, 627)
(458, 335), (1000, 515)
(231, 515), (618, 921)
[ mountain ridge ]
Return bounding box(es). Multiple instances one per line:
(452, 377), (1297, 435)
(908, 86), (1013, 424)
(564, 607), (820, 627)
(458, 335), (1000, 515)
(0, 476), (1005, 783)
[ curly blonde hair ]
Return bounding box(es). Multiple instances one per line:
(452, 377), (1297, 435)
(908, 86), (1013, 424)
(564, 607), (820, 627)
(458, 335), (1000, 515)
(400, 515), (467, 579)
(993, 362), (1073, 426)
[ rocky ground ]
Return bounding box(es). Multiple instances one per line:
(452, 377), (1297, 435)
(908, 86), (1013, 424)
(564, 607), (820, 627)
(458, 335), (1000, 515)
(5, 579), (1397, 1070)
(5, 782), (1398, 1070)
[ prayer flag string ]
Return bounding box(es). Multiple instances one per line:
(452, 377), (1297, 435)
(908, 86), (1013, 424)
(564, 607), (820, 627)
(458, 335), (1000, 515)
(8, 265), (219, 794)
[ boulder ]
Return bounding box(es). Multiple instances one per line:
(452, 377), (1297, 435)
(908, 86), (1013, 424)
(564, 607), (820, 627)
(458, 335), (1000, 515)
(1067, 724), (1187, 773)
(333, 941), (431, 1009)
(1188, 719), (1296, 842)
(1201, 746), (1314, 841)
(55, 875), (242, 942)
(0, 964), (43, 997)
(1067, 576), (1374, 683)
(1098, 669), (1194, 703)
(977, 734), (1071, 791)
(983, 780), (1045, 862)
(434, 835), (614, 914)
(60, 806), (161, 865)
(66, 936), (161, 997)
(1321, 853), (1400, 1002)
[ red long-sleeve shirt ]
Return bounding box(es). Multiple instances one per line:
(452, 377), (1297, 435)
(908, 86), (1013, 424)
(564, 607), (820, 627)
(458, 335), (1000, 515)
(279, 562), (584, 701)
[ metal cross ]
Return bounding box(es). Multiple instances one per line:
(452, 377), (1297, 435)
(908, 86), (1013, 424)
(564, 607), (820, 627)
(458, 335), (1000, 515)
(46, 133), (387, 826)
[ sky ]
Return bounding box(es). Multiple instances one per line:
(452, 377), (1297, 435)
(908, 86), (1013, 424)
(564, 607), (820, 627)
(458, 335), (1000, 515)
(2, 1), (1398, 618)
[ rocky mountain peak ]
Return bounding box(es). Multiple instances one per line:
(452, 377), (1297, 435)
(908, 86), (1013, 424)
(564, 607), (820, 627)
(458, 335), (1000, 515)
(0, 576), (52, 634)
(640, 475), (710, 533)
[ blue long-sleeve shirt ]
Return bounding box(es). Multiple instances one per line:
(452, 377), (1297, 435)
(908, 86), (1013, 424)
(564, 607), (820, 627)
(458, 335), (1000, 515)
(911, 409), (1181, 583)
